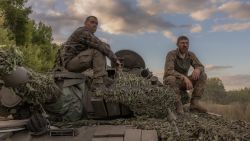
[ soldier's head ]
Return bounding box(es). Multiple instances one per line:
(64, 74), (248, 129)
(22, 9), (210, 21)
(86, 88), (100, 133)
(84, 16), (98, 33)
(177, 35), (189, 54)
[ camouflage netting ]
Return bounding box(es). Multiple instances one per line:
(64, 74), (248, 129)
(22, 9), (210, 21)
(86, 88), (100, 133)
(51, 65), (250, 140)
(94, 71), (176, 118)
(53, 113), (250, 141)
(0, 46), (23, 75)
(0, 46), (61, 106)
(2, 46), (250, 140)
(16, 70), (61, 104)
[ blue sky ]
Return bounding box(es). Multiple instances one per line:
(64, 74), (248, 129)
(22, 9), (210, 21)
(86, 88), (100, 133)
(26, 0), (250, 90)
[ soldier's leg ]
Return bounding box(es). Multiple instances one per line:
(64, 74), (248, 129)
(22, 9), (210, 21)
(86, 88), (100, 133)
(92, 49), (108, 84)
(66, 49), (93, 73)
(189, 72), (207, 113)
(164, 76), (184, 114)
(66, 49), (109, 89)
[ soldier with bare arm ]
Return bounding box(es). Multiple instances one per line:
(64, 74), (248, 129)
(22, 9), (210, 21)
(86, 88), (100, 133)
(163, 35), (207, 114)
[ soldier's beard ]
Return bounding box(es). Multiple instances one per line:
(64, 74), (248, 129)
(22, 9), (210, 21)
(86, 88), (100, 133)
(91, 27), (97, 33)
(179, 48), (188, 54)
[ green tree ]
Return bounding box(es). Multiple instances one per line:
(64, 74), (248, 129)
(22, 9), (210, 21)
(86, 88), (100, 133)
(226, 87), (250, 104)
(0, 0), (31, 45)
(0, 0), (58, 72)
(20, 43), (58, 72)
(203, 77), (227, 103)
(0, 12), (14, 45)
(32, 22), (53, 45)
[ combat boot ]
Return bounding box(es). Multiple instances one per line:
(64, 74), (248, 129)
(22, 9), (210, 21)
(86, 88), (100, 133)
(190, 98), (207, 113)
(175, 100), (184, 114)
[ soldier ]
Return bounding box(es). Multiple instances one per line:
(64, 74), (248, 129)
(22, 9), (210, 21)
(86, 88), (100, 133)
(54, 16), (121, 89)
(163, 35), (207, 114)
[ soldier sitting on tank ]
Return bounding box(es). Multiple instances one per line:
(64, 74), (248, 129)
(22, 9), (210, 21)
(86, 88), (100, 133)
(54, 16), (121, 90)
(163, 35), (207, 114)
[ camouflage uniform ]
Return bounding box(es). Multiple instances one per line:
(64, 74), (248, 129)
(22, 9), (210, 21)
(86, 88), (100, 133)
(55, 27), (118, 84)
(163, 49), (207, 103)
(51, 27), (119, 121)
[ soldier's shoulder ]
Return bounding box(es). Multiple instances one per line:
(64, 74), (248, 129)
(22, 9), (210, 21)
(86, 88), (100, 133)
(74, 27), (90, 34)
(188, 51), (196, 57)
(167, 50), (177, 55)
(75, 26), (85, 30)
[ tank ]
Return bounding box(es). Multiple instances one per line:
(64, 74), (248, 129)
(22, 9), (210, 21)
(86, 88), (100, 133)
(0, 49), (160, 141)
(1, 49), (250, 141)
(111, 49), (146, 69)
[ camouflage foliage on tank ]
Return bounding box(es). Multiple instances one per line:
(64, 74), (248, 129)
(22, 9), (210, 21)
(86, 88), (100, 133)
(0, 46), (23, 75)
(94, 71), (176, 118)
(54, 111), (250, 141)
(0, 46), (61, 115)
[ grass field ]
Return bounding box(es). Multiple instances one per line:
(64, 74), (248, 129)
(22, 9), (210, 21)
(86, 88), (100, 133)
(202, 101), (250, 122)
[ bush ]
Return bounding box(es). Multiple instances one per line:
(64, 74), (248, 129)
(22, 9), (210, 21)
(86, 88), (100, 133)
(20, 44), (58, 72)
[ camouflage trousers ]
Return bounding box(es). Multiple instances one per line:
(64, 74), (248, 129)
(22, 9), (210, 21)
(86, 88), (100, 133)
(66, 48), (107, 84)
(164, 72), (207, 104)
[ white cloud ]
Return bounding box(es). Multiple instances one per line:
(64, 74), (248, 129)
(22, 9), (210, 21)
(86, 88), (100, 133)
(137, 0), (159, 15)
(69, 0), (184, 35)
(138, 0), (210, 14)
(28, 0), (193, 43)
(212, 22), (250, 32)
(210, 0), (227, 5)
(27, 0), (241, 43)
(205, 64), (232, 71)
(220, 75), (250, 90)
(27, 0), (80, 43)
(190, 24), (202, 33)
(47, 10), (62, 17)
(26, 0), (60, 15)
(163, 31), (177, 43)
(219, 1), (250, 20)
(138, 0), (219, 22)
(190, 8), (216, 21)
(99, 37), (109, 44)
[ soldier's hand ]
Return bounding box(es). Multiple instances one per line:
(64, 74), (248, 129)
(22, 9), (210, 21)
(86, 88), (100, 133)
(115, 59), (122, 69)
(183, 76), (193, 90)
(192, 68), (201, 80)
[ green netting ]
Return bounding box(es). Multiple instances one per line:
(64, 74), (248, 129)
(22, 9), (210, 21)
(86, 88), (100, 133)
(94, 71), (176, 118)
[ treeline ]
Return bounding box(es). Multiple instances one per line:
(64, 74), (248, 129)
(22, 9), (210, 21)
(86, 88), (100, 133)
(0, 0), (58, 72)
(203, 78), (250, 121)
(203, 77), (250, 104)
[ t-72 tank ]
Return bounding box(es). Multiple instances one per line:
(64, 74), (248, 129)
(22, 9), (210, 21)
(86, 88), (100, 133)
(1, 47), (250, 141)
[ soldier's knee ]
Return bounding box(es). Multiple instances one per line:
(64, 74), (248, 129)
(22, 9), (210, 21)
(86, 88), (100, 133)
(93, 49), (105, 57)
(163, 76), (176, 86)
(93, 49), (106, 63)
(199, 72), (207, 81)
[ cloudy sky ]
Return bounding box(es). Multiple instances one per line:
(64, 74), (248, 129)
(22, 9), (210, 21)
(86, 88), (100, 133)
(26, 0), (250, 90)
